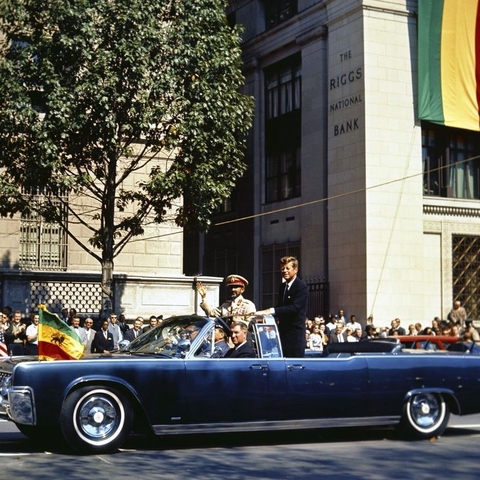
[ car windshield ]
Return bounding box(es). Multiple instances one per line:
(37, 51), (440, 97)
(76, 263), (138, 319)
(127, 315), (210, 357)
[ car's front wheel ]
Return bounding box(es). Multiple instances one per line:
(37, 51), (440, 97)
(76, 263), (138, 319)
(402, 392), (449, 439)
(60, 386), (133, 454)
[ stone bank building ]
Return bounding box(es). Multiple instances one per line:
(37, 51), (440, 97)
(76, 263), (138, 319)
(189, 0), (480, 326)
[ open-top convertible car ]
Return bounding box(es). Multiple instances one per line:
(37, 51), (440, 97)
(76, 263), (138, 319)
(2, 314), (480, 454)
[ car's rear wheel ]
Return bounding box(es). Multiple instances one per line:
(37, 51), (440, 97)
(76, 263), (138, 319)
(60, 386), (133, 454)
(402, 392), (449, 438)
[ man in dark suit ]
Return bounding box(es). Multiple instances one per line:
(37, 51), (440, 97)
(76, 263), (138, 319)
(142, 315), (159, 334)
(92, 320), (114, 353)
(257, 256), (308, 358)
(125, 317), (144, 342)
(388, 318), (406, 336)
(329, 321), (346, 343)
(225, 322), (256, 358)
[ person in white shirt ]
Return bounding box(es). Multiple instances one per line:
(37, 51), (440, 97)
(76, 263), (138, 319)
(25, 313), (39, 355)
(309, 325), (324, 351)
(325, 315), (337, 335)
(345, 314), (362, 333)
(345, 327), (358, 342)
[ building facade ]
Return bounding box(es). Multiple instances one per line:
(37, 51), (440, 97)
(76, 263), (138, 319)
(195, 0), (480, 327)
(0, 146), (221, 319)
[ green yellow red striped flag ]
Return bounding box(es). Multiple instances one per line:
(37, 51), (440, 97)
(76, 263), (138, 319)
(418, 0), (480, 131)
(38, 305), (85, 360)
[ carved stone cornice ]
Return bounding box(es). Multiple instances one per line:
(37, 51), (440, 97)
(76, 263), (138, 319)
(424, 204), (480, 218)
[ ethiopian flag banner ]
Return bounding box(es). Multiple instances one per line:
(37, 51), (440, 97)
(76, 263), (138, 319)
(38, 305), (85, 360)
(418, 0), (480, 131)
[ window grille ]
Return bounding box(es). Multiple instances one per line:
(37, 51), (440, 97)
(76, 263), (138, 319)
(452, 235), (480, 320)
(30, 280), (102, 315)
(19, 190), (68, 271)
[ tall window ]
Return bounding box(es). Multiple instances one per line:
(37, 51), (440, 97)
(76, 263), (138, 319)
(265, 56), (301, 203)
(423, 123), (480, 199)
(261, 241), (300, 308)
(264, 0), (298, 30)
(19, 190), (68, 271)
(205, 247), (238, 279)
(266, 59), (301, 121)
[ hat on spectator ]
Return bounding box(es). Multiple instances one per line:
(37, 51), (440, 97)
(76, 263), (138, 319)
(226, 275), (249, 288)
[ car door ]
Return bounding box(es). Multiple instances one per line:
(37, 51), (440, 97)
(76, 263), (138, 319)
(269, 355), (369, 420)
(184, 357), (269, 423)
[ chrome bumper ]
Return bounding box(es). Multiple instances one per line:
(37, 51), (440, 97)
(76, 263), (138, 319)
(0, 372), (11, 420)
(0, 386), (35, 425)
(8, 387), (36, 425)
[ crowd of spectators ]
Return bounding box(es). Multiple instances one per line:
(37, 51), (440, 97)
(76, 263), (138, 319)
(0, 305), (163, 356)
(304, 306), (480, 352)
(2, 301), (480, 357)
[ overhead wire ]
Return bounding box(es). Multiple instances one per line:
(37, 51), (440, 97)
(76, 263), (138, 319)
(126, 151), (480, 245)
(215, 152), (480, 227)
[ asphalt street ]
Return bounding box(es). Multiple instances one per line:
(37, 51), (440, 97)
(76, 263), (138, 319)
(1, 415), (480, 480)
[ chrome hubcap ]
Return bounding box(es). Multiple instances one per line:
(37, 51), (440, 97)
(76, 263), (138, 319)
(78, 395), (119, 439)
(410, 393), (440, 428)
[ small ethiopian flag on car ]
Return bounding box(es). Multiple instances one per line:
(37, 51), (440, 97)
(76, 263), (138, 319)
(38, 305), (85, 360)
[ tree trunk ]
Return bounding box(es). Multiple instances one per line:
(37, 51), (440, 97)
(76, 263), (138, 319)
(100, 259), (114, 320)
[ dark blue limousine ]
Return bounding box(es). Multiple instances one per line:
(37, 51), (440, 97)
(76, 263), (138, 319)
(1, 314), (480, 454)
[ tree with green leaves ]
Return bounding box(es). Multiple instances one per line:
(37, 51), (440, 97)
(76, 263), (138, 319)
(0, 0), (253, 316)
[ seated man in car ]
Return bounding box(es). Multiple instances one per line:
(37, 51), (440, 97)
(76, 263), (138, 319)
(225, 321), (256, 358)
(192, 325), (231, 358)
(213, 326), (230, 356)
